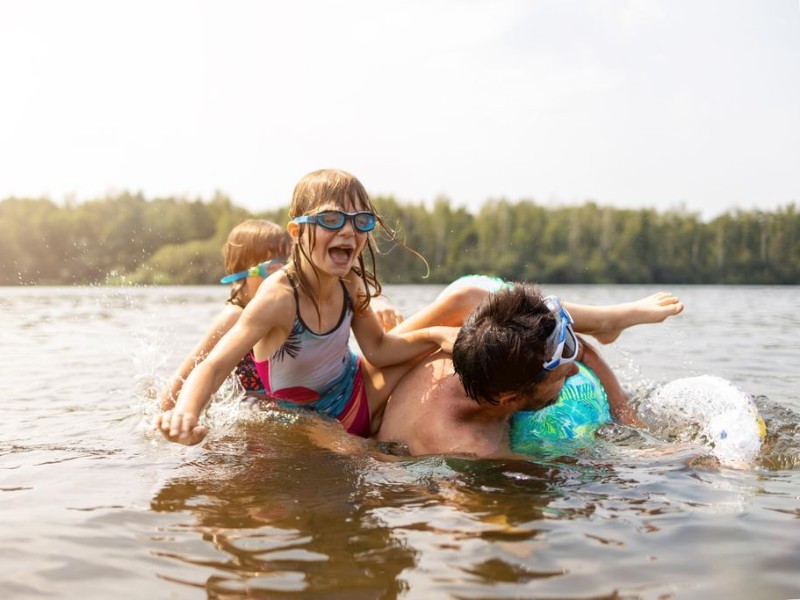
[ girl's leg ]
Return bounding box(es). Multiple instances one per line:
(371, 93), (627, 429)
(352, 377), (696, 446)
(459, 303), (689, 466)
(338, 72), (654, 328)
(565, 292), (683, 344)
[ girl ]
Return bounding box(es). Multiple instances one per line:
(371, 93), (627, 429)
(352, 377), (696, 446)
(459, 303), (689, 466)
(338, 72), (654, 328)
(159, 219), (291, 410)
(154, 169), (461, 445)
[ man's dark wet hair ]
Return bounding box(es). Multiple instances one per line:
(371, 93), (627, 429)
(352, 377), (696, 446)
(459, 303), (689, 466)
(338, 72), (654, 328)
(452, 282), (556, 405)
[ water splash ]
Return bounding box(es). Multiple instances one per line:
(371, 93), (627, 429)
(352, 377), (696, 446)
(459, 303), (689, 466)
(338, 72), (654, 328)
(755, 397), (800, 470)
(638, 375), (765, 468)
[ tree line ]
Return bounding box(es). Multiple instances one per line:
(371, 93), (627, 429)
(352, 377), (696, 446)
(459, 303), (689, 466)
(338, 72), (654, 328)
(1, 192), (798, 286)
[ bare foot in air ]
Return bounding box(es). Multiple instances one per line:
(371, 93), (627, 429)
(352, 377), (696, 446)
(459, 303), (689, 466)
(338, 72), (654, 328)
(587, 292), (684, 344)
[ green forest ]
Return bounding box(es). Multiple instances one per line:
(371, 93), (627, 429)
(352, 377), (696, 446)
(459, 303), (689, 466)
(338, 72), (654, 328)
(1, 192), (798, 286)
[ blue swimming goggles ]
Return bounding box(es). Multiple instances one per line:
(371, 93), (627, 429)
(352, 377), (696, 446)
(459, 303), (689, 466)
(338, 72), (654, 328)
(292, 210), (377, 232)
(540, 295), (579, 372)
(220, 258), (285, 284)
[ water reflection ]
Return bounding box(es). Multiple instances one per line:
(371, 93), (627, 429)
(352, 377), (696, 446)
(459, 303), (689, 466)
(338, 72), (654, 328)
(145, 396), (800, 599)
(148, 409), (586, 597)
(150, 413), (638, 595)
(149, 417), (416, 598)
(4, 284), (800, 598)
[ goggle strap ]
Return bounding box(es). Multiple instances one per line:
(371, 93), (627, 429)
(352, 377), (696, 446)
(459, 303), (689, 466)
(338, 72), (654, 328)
(220, 271), (248, 284)
(220, 260), (281, 284)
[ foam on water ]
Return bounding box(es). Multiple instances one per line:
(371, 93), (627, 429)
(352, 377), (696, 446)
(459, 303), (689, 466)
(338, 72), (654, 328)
(638, 375), (765, 468)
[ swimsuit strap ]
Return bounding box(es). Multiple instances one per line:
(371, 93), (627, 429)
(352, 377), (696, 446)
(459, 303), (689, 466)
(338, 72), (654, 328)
(284, 268), (302, 312)
(284, 269), (351, 336)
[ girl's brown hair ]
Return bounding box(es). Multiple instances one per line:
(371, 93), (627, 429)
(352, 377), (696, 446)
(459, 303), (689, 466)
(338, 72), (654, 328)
(287, 169), (427, 317)
(223, 219), (291, 307)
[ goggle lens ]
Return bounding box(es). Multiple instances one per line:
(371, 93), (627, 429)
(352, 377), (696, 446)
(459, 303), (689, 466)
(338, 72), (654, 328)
(317, 212), (345, 229)
(352, 212), (376, 231)
(561, 324), (578, 361)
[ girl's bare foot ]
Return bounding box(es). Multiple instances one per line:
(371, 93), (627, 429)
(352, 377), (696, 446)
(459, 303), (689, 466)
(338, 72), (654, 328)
(583, 292), (684, 344)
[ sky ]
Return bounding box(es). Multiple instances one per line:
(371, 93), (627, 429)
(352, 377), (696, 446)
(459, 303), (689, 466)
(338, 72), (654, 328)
(1, 0), (798, 220)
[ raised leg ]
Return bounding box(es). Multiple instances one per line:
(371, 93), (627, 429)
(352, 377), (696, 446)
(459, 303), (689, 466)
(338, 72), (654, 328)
(565, 292), (684, 344)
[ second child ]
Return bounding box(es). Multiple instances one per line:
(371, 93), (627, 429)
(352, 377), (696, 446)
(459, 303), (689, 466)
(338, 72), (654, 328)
(159, 219), (291, 410)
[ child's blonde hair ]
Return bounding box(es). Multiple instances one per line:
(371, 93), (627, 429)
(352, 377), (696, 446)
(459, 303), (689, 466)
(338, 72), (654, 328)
(223, 219), (291, 307)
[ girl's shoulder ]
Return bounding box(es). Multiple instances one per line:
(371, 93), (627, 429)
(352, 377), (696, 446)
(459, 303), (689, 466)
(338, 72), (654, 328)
(245, 271), (297, 318)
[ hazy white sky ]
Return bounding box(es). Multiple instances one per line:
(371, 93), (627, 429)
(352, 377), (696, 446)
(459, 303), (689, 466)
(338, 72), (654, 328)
(1, 0), (798, 219)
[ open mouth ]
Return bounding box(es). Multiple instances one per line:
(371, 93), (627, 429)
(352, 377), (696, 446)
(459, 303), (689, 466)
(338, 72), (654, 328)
(328, 246), (354, 266)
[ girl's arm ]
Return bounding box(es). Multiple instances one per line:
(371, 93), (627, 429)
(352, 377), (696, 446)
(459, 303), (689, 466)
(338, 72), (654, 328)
(347, 280), (457, 368)
(576, 336), (642, 427)
(153, 279), (296, 445)
(370, 296), (404, 332)
(355, 319), (458, 368)
(158, 305), (242, 411)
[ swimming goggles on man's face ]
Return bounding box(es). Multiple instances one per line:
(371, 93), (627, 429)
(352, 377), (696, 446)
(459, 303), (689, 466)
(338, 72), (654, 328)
(220, 258), (285, 284)
(292, 210), (377, 232)
(540, 295), (579, 372)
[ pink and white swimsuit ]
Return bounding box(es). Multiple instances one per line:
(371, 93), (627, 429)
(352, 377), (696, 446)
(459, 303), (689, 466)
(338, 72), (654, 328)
(253, 275), (370, 437)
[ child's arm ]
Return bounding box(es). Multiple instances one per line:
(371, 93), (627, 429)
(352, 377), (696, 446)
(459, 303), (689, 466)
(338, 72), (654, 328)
(577, 336), (642, 427)
(152, 280), (296, 445)
(158, 305), (243, 411)
(352, 309), (457, 368)
(371, 296), (404, 332)
(347, 279), (456, 368)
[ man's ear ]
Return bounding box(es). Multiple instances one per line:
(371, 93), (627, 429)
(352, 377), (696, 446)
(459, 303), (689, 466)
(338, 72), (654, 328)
(287, 221), (300, 238)
(494, 391), (518, 406)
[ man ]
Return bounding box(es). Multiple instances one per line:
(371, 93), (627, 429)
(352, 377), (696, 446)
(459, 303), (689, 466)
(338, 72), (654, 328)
(376, 282), (672, 458)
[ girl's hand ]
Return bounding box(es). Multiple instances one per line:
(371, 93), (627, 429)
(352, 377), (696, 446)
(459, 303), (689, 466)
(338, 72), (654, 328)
(152, 410), (208, 446)
(372, 297), (404, 332)
(432, 326), (459, 354)
(158, 392), (176, 412)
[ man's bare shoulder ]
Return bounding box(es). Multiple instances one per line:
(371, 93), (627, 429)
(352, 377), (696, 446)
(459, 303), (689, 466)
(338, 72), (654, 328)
(377, 352), (493, 456)
(377, 354), (464, 440)
(393, 353), (461, 400)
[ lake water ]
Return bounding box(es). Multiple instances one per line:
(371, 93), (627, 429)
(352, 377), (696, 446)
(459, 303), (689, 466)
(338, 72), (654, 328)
(1, 284), (799, 599)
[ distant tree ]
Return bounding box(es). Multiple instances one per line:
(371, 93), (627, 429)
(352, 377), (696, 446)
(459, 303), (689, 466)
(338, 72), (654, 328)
(1, 193), (798, 285)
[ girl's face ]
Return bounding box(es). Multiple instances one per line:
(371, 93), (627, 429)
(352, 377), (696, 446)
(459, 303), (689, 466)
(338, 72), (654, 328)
(292, 197), (370, 278)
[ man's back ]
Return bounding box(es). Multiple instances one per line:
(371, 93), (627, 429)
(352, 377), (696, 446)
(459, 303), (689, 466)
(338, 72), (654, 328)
(377, 353), (509, 457)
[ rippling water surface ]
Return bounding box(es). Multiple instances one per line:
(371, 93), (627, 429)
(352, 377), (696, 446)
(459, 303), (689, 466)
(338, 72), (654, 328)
(1, 284), (799, 599)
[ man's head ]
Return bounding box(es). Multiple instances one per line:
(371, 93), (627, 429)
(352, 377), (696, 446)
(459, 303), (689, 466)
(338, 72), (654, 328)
(452, 283), (579, 410)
